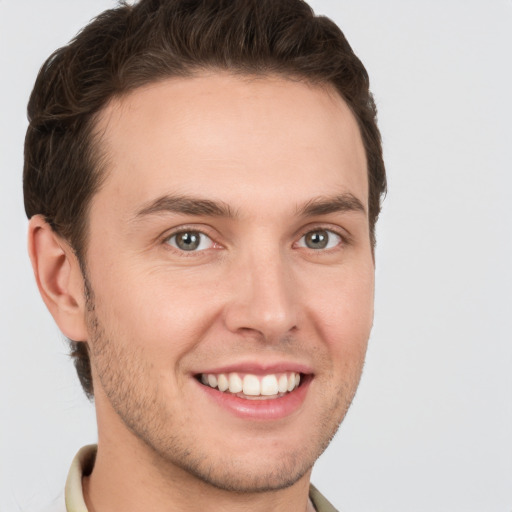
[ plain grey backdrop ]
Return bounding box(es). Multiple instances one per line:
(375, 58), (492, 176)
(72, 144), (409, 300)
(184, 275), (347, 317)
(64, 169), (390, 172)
(1, 1), (511, 511)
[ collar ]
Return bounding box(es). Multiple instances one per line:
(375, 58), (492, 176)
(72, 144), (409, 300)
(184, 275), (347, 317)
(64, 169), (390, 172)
(65, 445), (96, 512)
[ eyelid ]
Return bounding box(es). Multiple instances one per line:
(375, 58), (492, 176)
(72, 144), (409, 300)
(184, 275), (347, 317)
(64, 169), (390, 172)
(161, 223), (215, 240)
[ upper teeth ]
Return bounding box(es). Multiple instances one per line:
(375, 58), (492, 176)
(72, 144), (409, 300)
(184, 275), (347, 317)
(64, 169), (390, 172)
(200, 372), (301, 397)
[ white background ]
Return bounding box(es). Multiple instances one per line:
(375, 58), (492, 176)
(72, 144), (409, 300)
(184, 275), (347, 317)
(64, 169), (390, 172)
(1, 1), (511, 511)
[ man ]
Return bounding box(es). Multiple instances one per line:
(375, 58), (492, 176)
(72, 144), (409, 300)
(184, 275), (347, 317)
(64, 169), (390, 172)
(24, 0), (386, 510)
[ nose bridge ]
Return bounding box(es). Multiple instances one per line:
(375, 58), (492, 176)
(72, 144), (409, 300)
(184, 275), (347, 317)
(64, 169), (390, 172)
(224, 241), (298, 340)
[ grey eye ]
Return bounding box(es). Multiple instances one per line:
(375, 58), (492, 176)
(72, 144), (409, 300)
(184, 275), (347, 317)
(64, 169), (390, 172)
(167, 231), (213, 252)
(299, 229), (341, 250)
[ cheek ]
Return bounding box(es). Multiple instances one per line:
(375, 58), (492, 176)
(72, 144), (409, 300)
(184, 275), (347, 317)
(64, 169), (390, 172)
(88, 261), (226, 358)
(303, 264), (374, 357)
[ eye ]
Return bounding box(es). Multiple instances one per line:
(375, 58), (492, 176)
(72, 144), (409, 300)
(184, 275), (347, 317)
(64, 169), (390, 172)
(297, 229), (342, 250)
(166, 230), (214, 252)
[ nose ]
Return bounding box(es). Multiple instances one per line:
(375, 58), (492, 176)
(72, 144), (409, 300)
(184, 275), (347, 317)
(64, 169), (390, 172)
(223, 248), (299, 342)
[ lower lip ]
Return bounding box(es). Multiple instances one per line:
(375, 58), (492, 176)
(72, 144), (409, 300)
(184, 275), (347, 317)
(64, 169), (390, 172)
(197, 375), (312, 421)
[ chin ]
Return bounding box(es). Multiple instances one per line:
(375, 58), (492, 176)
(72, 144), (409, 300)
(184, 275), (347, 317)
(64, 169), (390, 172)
(158, 442), (318, 493)
(135, 410), (342, 494)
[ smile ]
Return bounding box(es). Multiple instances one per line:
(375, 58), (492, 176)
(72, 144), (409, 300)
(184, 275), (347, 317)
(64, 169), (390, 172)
(195, 365), (312, 420)
(199, 372), (301, 399)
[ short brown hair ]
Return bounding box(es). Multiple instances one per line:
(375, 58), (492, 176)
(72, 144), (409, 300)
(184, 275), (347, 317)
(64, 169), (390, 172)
(24, 0), (386, 398)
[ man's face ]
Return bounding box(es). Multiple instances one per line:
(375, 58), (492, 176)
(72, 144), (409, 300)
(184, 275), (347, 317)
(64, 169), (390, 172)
(84, 73), (374, 491)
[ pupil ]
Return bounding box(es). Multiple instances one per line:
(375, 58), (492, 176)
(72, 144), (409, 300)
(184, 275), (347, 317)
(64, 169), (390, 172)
(177, 232), (200, 250)
(306, 231), (328, 249)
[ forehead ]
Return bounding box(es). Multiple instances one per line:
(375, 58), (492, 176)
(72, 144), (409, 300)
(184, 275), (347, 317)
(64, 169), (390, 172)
(92, 73), (368, 218)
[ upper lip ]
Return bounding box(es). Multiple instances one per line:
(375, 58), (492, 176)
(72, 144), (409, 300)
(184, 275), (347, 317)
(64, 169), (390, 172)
(193, 361), (314, 376)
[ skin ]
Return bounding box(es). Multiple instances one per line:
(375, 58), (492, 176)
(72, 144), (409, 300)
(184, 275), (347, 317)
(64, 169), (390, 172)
(29, 73), (374, 512)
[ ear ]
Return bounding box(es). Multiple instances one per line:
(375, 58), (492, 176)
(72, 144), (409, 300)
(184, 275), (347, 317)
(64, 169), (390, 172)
(28, 215), (88, 341)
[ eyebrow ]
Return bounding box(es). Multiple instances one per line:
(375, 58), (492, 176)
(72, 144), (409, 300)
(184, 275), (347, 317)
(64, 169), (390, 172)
(296, 193), (366, 217)
(133, 192), (366, 221)
(134, 195), (238, 219)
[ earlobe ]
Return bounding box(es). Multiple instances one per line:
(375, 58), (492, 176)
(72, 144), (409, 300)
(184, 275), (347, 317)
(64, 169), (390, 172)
(28, 215), (88, 342)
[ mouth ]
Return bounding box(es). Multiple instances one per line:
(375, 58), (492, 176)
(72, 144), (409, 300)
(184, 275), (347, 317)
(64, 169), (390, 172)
(193, 363), (313, 420)
(196, 371), (303, 400)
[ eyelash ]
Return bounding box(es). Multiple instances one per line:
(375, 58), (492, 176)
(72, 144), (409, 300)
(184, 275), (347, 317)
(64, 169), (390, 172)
(162, 225), (349, 255)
